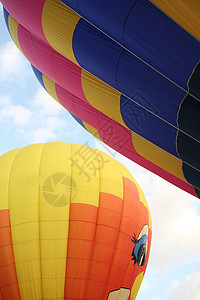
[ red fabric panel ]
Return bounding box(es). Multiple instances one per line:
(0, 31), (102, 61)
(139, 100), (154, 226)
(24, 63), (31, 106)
(1, 0), (47, 43)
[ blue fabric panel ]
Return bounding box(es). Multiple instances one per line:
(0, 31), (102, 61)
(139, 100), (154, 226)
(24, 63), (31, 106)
(69, 112), (86, 129)
(60, 0), (200, 93)
(71, 5), (199, 159)
(124, 0), (200, 90)
(120, 95), (178, 157)
(59, 0), (79, 12)
(60, 0), (136, 44)
(73, 19), (123, 88)
(73, 18), (187, 128)
(117, 51), (187, 127)
(3, 8), (9, 33)
(31, 65), (46, 90)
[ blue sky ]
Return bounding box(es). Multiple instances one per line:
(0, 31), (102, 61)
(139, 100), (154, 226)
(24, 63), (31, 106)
(0, 4), (200, 299)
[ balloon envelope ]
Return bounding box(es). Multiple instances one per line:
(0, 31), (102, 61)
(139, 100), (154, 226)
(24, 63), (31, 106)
(0, 142), (151, 300)
(2, 0), (200, 198)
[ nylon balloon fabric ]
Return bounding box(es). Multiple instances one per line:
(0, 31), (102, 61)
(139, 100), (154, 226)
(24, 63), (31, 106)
(0, 142), (152, 300)
(2, 0), (200, 198)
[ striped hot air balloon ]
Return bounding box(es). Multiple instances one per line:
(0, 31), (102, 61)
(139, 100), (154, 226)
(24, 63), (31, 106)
(2, 0), (200, 198)
(0, 142), (152, 300)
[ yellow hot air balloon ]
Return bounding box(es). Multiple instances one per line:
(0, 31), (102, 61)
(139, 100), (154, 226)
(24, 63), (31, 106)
(0, 142), (151, 300)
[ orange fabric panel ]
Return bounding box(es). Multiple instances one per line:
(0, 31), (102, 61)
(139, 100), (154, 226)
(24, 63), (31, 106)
(91, 243), (114, 264)
(83, 280), (105, 300)
(0, 227), (12, 249)
(63, 186), (150, 299)
(69, 204), (98, 222)
(94, 225), (119, 246)
(85, 194), (123, 299)
(0, 245), (14, 267)
(88, 261), (110, 282)
(64, 278), (87, 299)
(0, 210), (20, 300)
(97, 207), (121, 228)
(138, 201), (150, 232)
(97, 193), (122, 212)
(66, 258), (91, 279)
(64, 203), (98, 299)
(0, 285), (21, 300)
(103, 178), (141, 297)
(0, 211), (10, 228)
(69, 221), (97, 240)
(67, 239), (94, 260)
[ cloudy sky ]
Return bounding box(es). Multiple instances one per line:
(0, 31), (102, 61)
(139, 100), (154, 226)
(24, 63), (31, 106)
(0, 4), (200, 299)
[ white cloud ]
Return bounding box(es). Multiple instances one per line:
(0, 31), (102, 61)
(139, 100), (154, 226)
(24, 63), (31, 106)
(1, 104), (32, 124)
(0, 84), (85, 148)
(140, 278), (148, 292)
(168, 272), (200, 300)
(27, 116), (63, 143)
(0, 95), (11, 106)
(0, 41), (29, 81)
(20, 87), (79, 143)
(0, 94), (32, 124)
(31, 88), (61, 116)
(0, 88), (67, 141)
(148, 178), (200, 271)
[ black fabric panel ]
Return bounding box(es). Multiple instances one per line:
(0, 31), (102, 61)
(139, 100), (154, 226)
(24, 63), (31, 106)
(177, 61), (200, 195)
(188, 61), (200, 100)
(178, 94), (200, 141)
(177, 131), (200, 194)
(194, 187), (200, 198)
(177, 131), (200, 171)
(182, 162), (200, 194)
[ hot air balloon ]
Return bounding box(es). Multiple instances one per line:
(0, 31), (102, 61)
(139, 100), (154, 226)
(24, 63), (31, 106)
(1, 0), (200, 199)
(0, 142), (152, 299)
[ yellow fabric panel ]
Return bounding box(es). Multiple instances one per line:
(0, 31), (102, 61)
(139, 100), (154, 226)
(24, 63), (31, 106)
(82, 121), (103, 142)
(9, 144), (44, 300)
(38, 142), (71, 299)
(70, 144), (100, 206)
(151, 0), (200, 41)
(81, 70), (127, 127)
(132, 132), (186, 182)
(8, 14), (23, 54)
(118, 162), (134, 182)
(97, 151), (124, 198)
(0, 149), (19, 210)
(42, 0), (80, 65)
(42, 74), (61, 105)
(130, 272), (144, 300)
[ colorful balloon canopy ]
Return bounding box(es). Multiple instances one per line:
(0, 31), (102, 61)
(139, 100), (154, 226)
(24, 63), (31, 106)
(0, 142), (152, 300)
(2, 0), (200, 199)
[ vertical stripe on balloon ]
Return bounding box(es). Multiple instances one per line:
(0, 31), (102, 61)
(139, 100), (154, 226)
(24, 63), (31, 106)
(0, 210), (21, 300)
(42, 0), (80, 65)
